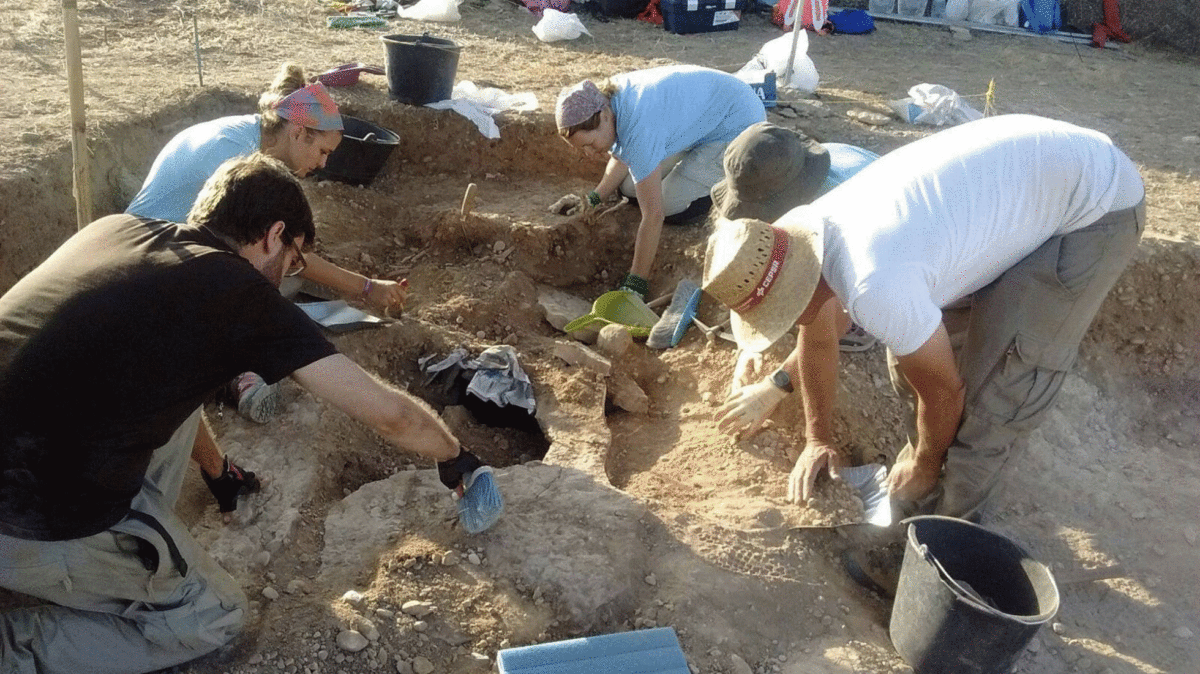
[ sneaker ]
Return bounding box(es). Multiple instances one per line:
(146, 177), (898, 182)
(842, 541), (906, 598)
(839, 322), (878, 352)
(233, 372), (279, 424)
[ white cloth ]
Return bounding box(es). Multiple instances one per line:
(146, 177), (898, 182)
(788, 114), (1144, 356)
(425, 81), (539, 139)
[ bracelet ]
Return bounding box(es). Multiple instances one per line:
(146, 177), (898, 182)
(361, 277), (373, 299)
(586, 190), (602, 207)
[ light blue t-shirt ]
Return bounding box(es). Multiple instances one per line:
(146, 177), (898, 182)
(819, 143), (879, 195)
(126, 115), (262, 223)
(609, 66), (767, 184)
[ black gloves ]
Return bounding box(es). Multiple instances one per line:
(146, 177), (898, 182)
(617, 272), (650, 301)
(202, 457), (261, 513)
(437, 449), (484, 491)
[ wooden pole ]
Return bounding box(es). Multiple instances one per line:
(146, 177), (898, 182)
(62, 0), (92, 230)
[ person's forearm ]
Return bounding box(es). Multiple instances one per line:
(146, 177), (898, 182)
(628, 212), (664, 279)
(372, 390), (461, 462)
(595, 156), (628, 200)
(911, 383), (964, 473)
(794, 301), (844, 444)
(300, 253), (369, 298)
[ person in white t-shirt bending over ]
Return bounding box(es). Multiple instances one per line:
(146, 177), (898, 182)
(705, 114), (1144, 533)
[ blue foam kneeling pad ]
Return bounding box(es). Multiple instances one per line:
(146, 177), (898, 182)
(497, 627), (690, 674)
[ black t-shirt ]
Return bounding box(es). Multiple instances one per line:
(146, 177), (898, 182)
(0, 215), (337, 540)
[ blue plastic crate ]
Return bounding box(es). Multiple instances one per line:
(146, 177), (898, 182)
(661, 0), (745, 35)
(497, 627), (690, 674)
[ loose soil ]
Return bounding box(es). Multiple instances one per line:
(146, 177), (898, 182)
(1, 2), (1199, 674)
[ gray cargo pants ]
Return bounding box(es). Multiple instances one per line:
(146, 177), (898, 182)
(618, 141), (728, 217)
(0, 409), (247, 673)
(888, 202), (1145, 521)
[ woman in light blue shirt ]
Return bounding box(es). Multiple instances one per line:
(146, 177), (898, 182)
(555, 66), (767, 298)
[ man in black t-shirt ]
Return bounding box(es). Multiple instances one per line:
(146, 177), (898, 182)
(0, 154), (481, 673)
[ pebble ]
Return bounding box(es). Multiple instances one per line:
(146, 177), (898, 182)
(493, 240), (506, 253)
(1182, 135), (1200, 144)
(336, 630), (369, 653)
(261, 586), (279, 600)
(342, 590), (366, 607)
(468, 552), (482, 565)
(442, 551), (459, 566)
(254, 551), (271, 566)
(1175, 626), (1194, 639)
(402, 600), (434, 617)
(729, 653), (753, 674)
(376, 608), (395, 620)
(1051, 622), (1065, 635)
(413, 620), (429, 632)
(644, 573), (657, 586)
(394, 658), (413, 674)
(412, 656), (435, 674)
(286, 579), (309, 595)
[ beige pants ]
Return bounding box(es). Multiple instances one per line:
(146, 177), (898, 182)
(0, 409), (247, 674)
(888, 202), (1145, 521)
(618, 141), (728, 217)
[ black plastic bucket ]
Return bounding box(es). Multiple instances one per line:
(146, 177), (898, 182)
(890, 516), (1059, 674)
(315, 115), (399, 187)
(381, 33), (461, 105)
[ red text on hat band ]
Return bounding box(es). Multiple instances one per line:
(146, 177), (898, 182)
(731, 227), (789, 314)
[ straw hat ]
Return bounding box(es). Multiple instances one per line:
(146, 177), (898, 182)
(710, 122), (831, 223)
(702, 215), (823, 352)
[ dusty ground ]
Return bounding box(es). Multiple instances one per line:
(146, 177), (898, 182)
(2, 2), (1199, 673)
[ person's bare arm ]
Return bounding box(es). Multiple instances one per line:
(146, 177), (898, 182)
(788, 296), (851, 502)
(628, 169), (665, 279)
(291, 354), (459, 462)
(300, 253), (408, 314)
(886, 323), (964, 501)
(594, 155), (630, 201)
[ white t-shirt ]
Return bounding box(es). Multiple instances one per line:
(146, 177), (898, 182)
(789, 114), (1143, 356)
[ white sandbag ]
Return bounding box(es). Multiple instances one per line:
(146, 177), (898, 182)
(740, 32), (819, 95)
(945, 0), (969, 21)
(397, 0), (463, 22)
(968, 0), (1019, 25)
(532, 9), (591, 42)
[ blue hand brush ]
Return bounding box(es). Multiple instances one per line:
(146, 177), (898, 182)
(457, 466), (504, 534)
(646, 279), (702, 349)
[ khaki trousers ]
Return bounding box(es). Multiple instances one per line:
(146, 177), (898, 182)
(0, 409), (247, 673)
(888, 202), (1145, 521)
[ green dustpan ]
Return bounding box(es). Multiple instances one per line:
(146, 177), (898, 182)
(564, 290), (661, 338)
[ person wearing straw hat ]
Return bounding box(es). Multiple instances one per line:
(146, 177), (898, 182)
(710, 121), (880, 355)
(552, 65), (766, 300)
(705, 114), (1144, 532)
(126, 63), (410, 518)
(0, 154), (481, 673)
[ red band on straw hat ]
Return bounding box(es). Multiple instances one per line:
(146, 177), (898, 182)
(731, 227), (789, 314)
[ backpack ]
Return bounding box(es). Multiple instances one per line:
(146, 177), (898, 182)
(1019, 0), (1061, 33)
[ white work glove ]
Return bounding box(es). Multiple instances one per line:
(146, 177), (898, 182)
(730, 349), (763, 396)
(716, 376), (789, 437)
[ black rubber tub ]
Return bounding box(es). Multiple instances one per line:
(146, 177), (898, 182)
(316, 115), (400, 187)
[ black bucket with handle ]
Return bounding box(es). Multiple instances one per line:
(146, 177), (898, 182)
(381, 33), (461, 105)
(889, 516), (1060, 674)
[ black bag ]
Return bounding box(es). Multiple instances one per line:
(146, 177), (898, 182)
(596, 0), (649, 18)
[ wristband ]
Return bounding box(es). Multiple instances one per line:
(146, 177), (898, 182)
(586, 190), (602, 207)
(617, 272), (650, 300)
(361, 277), (373, 300)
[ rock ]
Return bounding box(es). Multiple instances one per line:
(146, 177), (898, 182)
(1175, 626), (1194, 639)
(336, 630), (369, 653)
(847, 109), (891, 126)
(402, 600), (435, 618)
(1051, 622), (1065, 635)
(413, 620), (429, 632)
(493, 240), (506, 253)
(412, 656), (435, 674)
(1184, 525), (1197, 545)
(261, 586), (279, 600)
(553, 341), (611, 375)
(342, 590), (366, 607)
(950, 26), (972, 40)
(1182, 135), (1200, 144)
(286, 579), (309, 595)
(596, 324), (634, 359)
(537, 286), (593, 333)
(644, 573), (657, 586)
(729, 653), (754, 674)
(394, 658), (413, 674)
(253, 550), (271, 566)
(376, 608), (396, 619)
(608, 371), (649, 414)
(467, 552), (482, 565)
(441, 551), (459, 566)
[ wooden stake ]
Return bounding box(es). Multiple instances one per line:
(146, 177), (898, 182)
(62, 0), (92, 230)
(460, 182), (478, 216)
(782, 0), (805, 88)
